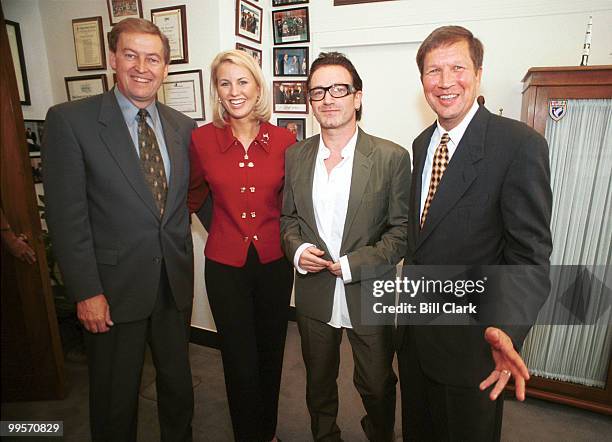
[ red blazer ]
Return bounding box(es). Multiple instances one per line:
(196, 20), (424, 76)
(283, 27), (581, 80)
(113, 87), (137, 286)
(188, 121), (296, 267)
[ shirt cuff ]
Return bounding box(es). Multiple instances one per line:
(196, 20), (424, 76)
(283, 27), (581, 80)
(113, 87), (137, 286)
(294, 243), (315, 274)
(339, 255), (352, 283)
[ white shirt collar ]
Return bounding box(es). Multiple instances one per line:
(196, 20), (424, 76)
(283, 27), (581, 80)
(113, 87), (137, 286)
(317, 127), (359, 161)
(435, 100), (480, 146)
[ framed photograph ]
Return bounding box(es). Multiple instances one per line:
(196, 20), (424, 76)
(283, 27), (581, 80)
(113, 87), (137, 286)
(236, 42), (262, 67)
(30, 157), (43, 184)
(277, 118), (305, 141)
(151, 5), (188, 64)
(273, 0), (309, 6)
(72, 17), (107, 71)
(273, 81), (308, 114)
(65, 74), (108, 101)
(106, 0), (143, 26)
(157, 69), (205, 120)
(5, 20), (30, 105)
(236, 0), (263, 44)
(273, 47), (308, 77)
(24, 120), (44, 157)
(272, 7), (309, 45)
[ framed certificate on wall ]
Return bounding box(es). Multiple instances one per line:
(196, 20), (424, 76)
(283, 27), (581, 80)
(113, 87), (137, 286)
(157, 70), (205, 120)
(65, 74), (108, 101)
(72, 17), (107, 71)
(151, 5), (188, 64)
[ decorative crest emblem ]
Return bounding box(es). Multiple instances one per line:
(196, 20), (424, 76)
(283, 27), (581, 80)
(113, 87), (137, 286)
(262, 132), (270, 143)
(549, 100), (567, 122)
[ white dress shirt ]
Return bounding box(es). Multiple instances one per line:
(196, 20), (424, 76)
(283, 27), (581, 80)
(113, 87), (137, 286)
(293, 129), (358, 328)
(420, 101), (480, 217)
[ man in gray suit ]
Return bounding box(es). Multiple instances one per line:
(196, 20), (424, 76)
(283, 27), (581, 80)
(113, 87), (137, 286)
(281, 52), (411, 442)
(42, 19), (196, 442)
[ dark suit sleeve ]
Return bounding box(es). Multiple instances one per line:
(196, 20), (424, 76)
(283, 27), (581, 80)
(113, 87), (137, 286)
(499, 130), (552, 347)
(347, 147), (412, 282)
(42, 107), (104, 302)
(280, 147), (304, 261)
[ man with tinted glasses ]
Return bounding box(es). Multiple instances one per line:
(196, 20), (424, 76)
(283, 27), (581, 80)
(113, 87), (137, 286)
(281, 52), (411, 441)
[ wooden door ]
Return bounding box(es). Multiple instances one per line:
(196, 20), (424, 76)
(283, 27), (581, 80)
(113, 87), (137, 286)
(1, 6), (64, 401)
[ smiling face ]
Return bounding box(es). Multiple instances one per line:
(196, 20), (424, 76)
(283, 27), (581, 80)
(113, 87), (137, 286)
(309, 65), (362, 132)
(110, 32), (168, 109)
(216, 61), (260, 122)
(421, 40), (482, 131)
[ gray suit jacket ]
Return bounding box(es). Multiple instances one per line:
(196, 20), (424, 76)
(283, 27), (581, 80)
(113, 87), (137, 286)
(42, 91), (197, 323)
(281, 128), (411, 332)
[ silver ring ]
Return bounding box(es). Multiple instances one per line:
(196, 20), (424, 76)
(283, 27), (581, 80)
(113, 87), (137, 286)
(501, 369), (511, 376)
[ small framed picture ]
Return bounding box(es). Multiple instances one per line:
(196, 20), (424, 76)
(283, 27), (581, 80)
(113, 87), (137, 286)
(273, 0), (309, 6)
(157, 69), (205, 121)
(72, 17), (107, 71)
(273, 47), (308, 77)
(277, 118), (306, 142)
(236, 0), (263, 44)
(5, 20), (30, 105)
(106, 0), (143, 26)
(272, 7), (309, 45)
(236, 43), (262, 67)
(24, 119), (45, 157)
(273, 81), (308, 114)
(65, 74), (109, 101)
(151, 5), (188, 64)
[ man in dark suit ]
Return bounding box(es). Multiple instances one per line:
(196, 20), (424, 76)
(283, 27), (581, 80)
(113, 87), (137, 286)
(281, 52), (411, 441)
(42, 18), (197, 442)
(397, 26), (552, 441)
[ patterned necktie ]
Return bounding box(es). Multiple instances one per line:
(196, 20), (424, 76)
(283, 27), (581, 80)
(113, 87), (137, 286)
(137, 109), (167, 215)
(420, 132), (450, 229)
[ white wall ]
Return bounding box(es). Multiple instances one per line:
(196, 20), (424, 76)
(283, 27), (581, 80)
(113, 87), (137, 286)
(3, 0), (54, 119)
(307, 0), (612, 148)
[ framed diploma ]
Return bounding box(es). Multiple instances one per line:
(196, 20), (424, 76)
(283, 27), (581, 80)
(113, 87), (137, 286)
(151, 5), (188, 64)
(106, 0), (143, 26)
(5, 20), (31, 105)
(72, 17), (107, 71)
(158, 70), (205, 120)
(65, 74), (109, 101)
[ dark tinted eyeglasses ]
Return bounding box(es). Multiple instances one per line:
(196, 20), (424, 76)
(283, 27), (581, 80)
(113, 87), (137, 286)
(307, 83), (356, 101)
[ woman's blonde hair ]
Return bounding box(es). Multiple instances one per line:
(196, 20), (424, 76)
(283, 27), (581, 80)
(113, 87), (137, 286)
(209, 49), (271, 127)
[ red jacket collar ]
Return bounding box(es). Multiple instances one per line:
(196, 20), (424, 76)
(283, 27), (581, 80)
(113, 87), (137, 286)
(217, 121), (273, 153)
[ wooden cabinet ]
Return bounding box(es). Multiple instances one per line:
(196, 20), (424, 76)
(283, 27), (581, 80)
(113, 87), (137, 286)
(521, 66), (612, 415)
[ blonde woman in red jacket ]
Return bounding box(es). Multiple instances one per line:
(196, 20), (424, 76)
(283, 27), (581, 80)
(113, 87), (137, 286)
(188, 50), (295, 442)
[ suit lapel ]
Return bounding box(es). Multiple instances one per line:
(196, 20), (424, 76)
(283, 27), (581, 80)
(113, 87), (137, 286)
(98, 92), (160, 219)
(412, 124), (435, 243)
(157, 103), (182, 224)
(296, 135), (324, 247)
(341, 128), (373, 247)
(417, 106), (488, 249)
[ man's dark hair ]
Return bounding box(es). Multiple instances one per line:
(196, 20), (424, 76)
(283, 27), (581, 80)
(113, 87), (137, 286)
(108, 18), (170, 65)
(416, 26), (484, 76)
(307, 52), (363, 121)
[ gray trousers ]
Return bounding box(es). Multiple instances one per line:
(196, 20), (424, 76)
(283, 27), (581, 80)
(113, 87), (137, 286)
(297, 313), (397, 442)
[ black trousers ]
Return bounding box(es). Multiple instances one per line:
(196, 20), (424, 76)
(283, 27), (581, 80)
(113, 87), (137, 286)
(297, 314), (397, 442)
(398, 333), (504, 442)
(84, 265), (193, 442)
(205, 245), (294, 442)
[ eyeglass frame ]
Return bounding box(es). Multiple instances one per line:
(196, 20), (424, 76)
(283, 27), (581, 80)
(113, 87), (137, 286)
(307, 83), (358, 101)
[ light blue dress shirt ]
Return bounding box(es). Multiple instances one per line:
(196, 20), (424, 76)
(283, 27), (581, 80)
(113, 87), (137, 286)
(114, 87), (171, 181)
